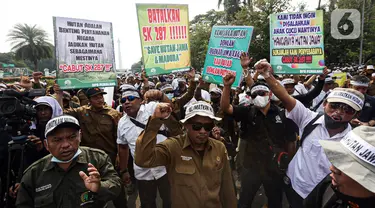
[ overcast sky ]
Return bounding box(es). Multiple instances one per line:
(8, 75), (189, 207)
(0, 0), (319, 69)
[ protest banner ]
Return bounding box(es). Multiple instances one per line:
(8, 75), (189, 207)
(333, 72), (347, 87)
(202, 26), (253, 88)
(270, 10), (324, 74)
(53, 17), (116, 89)
(136, 4), (190, 76)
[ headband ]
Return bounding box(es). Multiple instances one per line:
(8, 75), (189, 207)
(350, 81), (369, 87)
(250, 85), (270, 94)
(122, 90), (140, 98)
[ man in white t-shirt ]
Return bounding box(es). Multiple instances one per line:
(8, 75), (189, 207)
(117, 86), (172, 208)
(254, 59), (365, 208)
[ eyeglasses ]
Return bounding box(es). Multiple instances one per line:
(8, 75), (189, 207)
(121, 95), (137, 103)
(190, 122), (214, 131)
(328, 102), (356, 115)
(250, 91), (268, 99)
(165, 91), (174, 94)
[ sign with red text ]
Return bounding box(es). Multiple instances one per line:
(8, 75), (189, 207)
(202, 26), (253, 88)
(136, 4), (191, 76)
(53, 16), (116, 89)
(270, 11), (324, 74)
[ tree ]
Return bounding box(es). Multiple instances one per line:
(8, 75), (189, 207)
(0, 52), (27, 67)
(189, 10), (227, 70)
(131, 58), (143, 73)
(7, 23), (53, 71)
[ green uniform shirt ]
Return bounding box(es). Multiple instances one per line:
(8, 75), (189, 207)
(16, 147), (121, 208)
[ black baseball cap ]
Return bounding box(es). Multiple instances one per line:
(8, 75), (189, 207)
(85, 88), (107, 98)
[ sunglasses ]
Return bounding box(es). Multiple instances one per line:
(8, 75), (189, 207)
(190, 122), (214, 131)
(165, 91), (174, 94)
(250, 91), (268, 99)
(121, 95), (137, 103)
(328, 102), (356, 115)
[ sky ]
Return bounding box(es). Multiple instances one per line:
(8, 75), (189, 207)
(0, 0), (319, 69)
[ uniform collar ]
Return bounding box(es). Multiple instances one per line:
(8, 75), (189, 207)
(182, 134), (213, 150)
(43, 148), (87, 171)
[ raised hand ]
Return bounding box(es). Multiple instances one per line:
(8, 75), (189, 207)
(254, 59), (273, 76)
(240, 52), (253, 69)
(211, 127), (222, 140)
(144, 89), (163, 102)
(319, 66), (329, 80)
(153, 103), (172, 119)
(186, 68), (196, 81)
(79, 163), (101, 193)
(223, 73), (236, 87)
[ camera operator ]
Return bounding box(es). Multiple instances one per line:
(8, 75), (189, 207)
(8, 96), (63, 199)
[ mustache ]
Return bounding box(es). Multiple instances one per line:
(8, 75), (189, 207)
(330, 114), (343, 121)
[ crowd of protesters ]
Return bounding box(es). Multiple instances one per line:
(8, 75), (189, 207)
(0, 53), (375, 208)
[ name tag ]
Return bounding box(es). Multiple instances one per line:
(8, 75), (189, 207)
(181, 156), (192, 161)
(35, 184), (52, 193)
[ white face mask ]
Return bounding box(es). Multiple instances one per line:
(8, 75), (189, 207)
(253, 95), (270, 108)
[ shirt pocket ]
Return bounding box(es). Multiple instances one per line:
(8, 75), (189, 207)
(99, 116), (114, 133)
(34, 193), (54, 208)
(174, 161), (196, 188)
(303, 139), (321, 157)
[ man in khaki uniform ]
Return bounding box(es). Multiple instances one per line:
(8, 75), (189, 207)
(16, 115), (121, 207)
(135, 101), (237, 208)
(55, 87), (126, 208)
(58, 88), (122, 164)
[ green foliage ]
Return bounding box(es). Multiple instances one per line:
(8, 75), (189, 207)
(189, 10), (227, 70)
(188, 0), (375, 68)
(131, 59), (143, 73)
(7, 23), (53, 71)
(0, 52), (27, 67)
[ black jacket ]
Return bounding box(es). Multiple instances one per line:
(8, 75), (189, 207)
(304, 175), (375, 208)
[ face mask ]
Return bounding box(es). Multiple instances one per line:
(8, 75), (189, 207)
(253, 95), (270, 108)
(166, 93), (174, 100)
(51, 148), (82, 163)
(324, 113), (349, 129)
(271, 94), (280, 102)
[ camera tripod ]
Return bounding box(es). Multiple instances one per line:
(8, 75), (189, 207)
(5, 135), (32, 208)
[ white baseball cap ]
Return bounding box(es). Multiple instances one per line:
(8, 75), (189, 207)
(180, 101), (221, 123)
(320, 126), (375, 193)
(45, 115), (80, 138)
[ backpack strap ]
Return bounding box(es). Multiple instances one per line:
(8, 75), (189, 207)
(322, 186), (338, 208)
(311, 93), (329, 111)
(129, 117), (168, 137)
(299, 112), (324, 147)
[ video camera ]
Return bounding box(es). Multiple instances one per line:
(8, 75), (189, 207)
(0, 89), (45, 141)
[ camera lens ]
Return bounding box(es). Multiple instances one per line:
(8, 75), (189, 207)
(0, 100), (16, 114)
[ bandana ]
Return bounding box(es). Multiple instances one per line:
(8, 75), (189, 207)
(350, 81), (369, 87)
(250, 85), (270, 94)
(122, 90), (140, 98)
